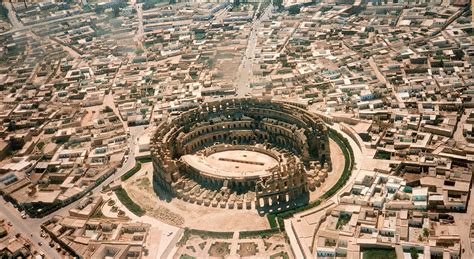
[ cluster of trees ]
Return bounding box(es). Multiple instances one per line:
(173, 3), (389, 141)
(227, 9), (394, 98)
(362, 248), (397, 259)
(288, 5), (300, 15)
(137, 157), (152, 163)
(121, 162), (142, 181)
(239, 228), (279, 238)
(114, 187), (146, 216)
(188, 229), (234, 239)
(231, 0), (240, 8)
(0, 3), (8, 21)
(273, 0), (283, 9)
(103, 106), (114, 113)
(141, 0), (173, 11)
(134, 48), (144, 55)
(93, 0), (127, 17)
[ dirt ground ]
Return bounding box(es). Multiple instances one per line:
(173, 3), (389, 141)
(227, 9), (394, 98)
(174, 233), (292, 259)
(208, 242), (231, 257)
(238, 242), (258, 257)
(123, 163), (270, 231)
(123, 138), (345, 231)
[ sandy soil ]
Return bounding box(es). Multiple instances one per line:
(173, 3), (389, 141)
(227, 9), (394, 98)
(124, 138), (345, 231)
(124, 163), (270, 231)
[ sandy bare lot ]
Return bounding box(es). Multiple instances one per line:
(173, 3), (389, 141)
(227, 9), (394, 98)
(124, 163), (270, 231)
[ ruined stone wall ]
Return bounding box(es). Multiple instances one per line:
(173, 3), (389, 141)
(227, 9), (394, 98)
(150, 98), (331, 210)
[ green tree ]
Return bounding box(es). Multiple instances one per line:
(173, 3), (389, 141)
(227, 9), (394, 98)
(273, 0), (283, 9)
(288, 5), (300, 15)
(104, 106), (113, 113)
(94, 4), (104, 14)
(112, 5), (120, 17)
(409, 247), (419, 259)
(7, 121), (16, 132)
(0, 2), (9, 21)
(134, 48), (144, 55)
(233, 0), (240, 7)
(423, 228), (429, 237)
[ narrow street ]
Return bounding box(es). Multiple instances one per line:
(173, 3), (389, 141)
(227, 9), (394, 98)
(368, 57), (405, 109)
(0, 10), (93, 36)
(133, 1), (144, 49)
(43, 125), (144, 221)
(453, 108), (471, 143)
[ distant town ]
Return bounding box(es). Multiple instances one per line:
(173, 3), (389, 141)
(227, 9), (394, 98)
(0, 0), (472, 258)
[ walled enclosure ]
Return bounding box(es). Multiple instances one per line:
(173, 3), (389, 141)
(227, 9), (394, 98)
(151, 98), (332, 211)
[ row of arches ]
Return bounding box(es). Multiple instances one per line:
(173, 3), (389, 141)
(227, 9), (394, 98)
(180, 165), (258, 193)
(177, 118), (309, 156)
(255, 186), (306, 208)
(181, 129), (305, 157)
(256, 174), (306, 194)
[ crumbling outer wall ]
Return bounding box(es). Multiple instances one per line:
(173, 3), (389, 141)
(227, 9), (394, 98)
(150, 98), (331, 208)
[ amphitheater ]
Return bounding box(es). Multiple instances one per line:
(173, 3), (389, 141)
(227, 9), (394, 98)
(150, 98), (332, 212)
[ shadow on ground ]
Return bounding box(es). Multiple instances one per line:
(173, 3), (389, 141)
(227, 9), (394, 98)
(152, 174), (310, 217)
(152, 175), (174, 202)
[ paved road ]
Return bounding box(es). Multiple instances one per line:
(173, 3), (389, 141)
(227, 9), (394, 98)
(133, 1), (145, 49)
(453, 108), (470, 143)
(104, 92), (127, 129)
(0, 127), (141, 255)
(0, 122), (141, 254)
(211, 5), (230, 24)
(326, 123), (364, 204)
(235, 4), (272, 97)
(1, 2), (145, 257)
(1, 4), (93, 37)
(368, 57), (405, 109)
(0, 197), (58, 258)
(0, 4), (84, 258)
(0, 95), (142, 257)
(41, 125), (143, 222)
(286, 122), (364, 258)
